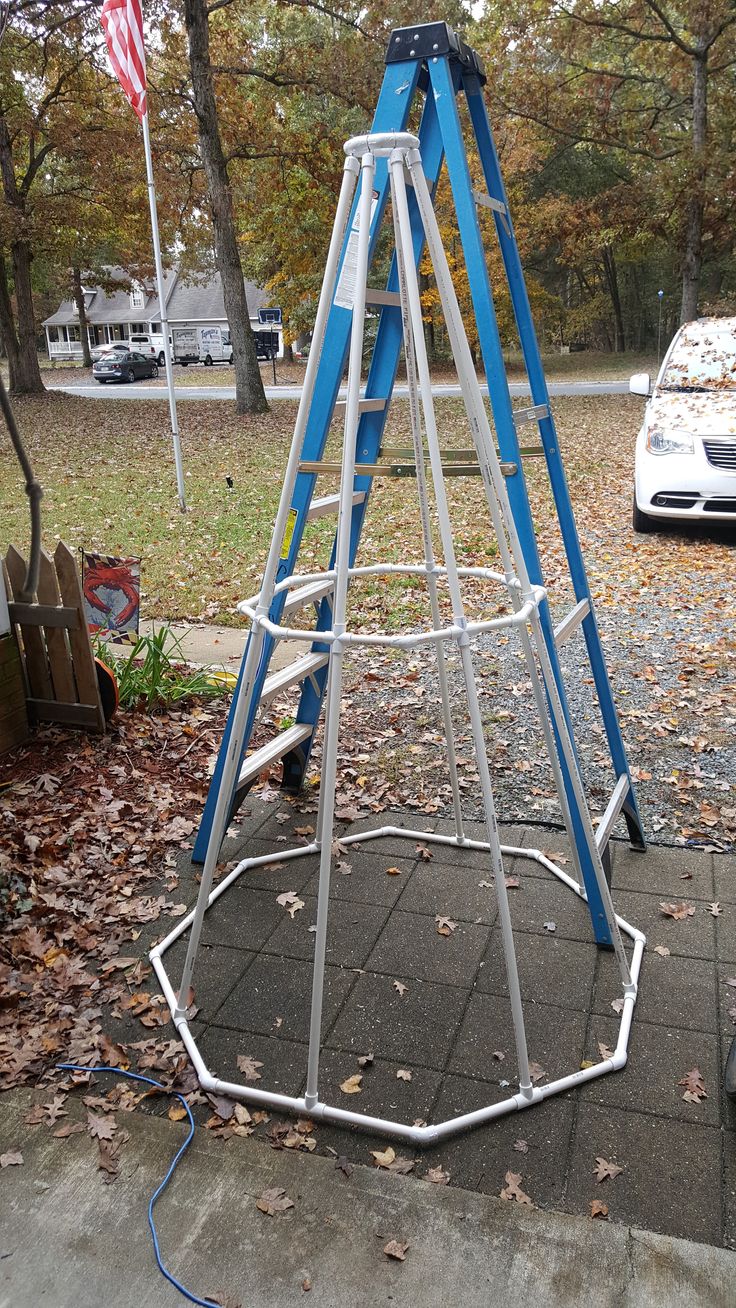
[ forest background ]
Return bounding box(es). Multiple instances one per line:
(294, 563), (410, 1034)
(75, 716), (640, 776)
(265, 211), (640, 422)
(1, 0), (735, 404)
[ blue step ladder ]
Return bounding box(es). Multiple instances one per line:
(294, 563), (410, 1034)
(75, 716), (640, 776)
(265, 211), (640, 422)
(192, 21), (645, 947)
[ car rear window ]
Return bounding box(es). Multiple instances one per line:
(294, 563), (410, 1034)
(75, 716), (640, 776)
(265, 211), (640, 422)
(661, 324), (736, 391)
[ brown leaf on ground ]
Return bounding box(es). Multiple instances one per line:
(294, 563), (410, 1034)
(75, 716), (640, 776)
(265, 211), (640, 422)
(610, 998), (624, 1014)
(653, 944), (670, 957)
(659, 901), (696, 920)
(53, 1121), (85, 1139)
(597, 1041), (615, 1060)
(435, 915), (458, 936)
(500, 1171), (533, 1205)
(386, 866), (402, 877)
(504, 876), (520, 889)
(335, 1156), (353, 1178)
(383, 1239), (410, 1261)
(393, 980), (408, 996)
(357, 1053), (374, 1068)
(707, 902), (722, 916)
(168, 1103), (188, 1122)
(590, 1200), (609, 1219)
(340, 1074), (362, 1095)
(425, 1166), (450, 1184)
(371, 1146), (396, 1168)
(396, 1069), (412, 1082)
(0, 1150), (23, 1167)
(528, 1061), (546, 1083)
(678, 1067), (707, 1103)
(276, 890), (305, 919)
(236, 1055), (264, 1082)
(593, 1157), (624, 1183)
(513, 1139), (529, 1154)
(86, 1111), (116, 1141)
(256, 1186), (295, 1216)
(416, 845), (433, 861)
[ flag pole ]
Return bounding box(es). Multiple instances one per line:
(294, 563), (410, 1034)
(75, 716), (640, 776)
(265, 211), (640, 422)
(141, 109), (186, 512)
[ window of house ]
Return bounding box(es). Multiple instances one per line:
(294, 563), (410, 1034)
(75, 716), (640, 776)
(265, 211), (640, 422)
(130, 286), (145, 310)
(129, 322), (146, 333)
(151, 322), (161, 332)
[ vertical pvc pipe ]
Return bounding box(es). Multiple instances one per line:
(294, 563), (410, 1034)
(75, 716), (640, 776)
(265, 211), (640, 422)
(389, 176), (465, 843)
(304, 150), (376, 1110)
(390, 150), (532, 1096)
(174, 157), (360, 1019)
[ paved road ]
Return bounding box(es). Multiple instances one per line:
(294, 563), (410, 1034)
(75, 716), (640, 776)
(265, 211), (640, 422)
(49, 379), (631, 401)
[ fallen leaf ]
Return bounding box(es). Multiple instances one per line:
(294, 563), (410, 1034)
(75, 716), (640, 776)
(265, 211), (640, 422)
(386, 866), (402, 877)
(256, 1186), (295, 1216)
(653, 945), (670, 957)
(610, 998), (624, 1015)
(396, 1069), (412, 1082)
(590, 1200), (609, 1220)
(0, 1150), (23, 1167)
(513, 1139), (529, 1154)
(500, 1171), (533, 1205)
(425, 1165), (450, 1184)
(302, 1278), (312, 1292)
(276, 890), (305, 919)
(435, 915), (458, 936)
(335, 1156), (353, 1178)
(593, 1157), (624, 1183)
(357, 1053), (374, 1068)
(528, 1061), (546, 1083)
(659, 901), (696, 920)
(86, 1112), (116, 1141)
(416, 844), (433, 861)
(678, 1067), (707, 1103)
(393, 980), (408, 996)
(597, 1042), (614, 1060)
(53, 1121), (85, 1139)
(383, 1239), (409, 1261)
(707, 902), (722, 916)
(504, 876), (520, 889)
(236, 1055), (264, 1082)
(543, 921), (556, 933)
(168, 1103), (188, 1122)
(371, 1146), (396, 1168)
(340, 1074), (362, 1095)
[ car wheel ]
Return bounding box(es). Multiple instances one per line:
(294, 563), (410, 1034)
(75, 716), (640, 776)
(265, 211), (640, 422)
(150, 364), (159, 379)
(158, 352), (165, 366)
(96, 379), (107, 385)
(204, 354), (213, 366)
(125, 368), (135, 383)
(228, 355), (234, 365)
(632, 493), (658, 533)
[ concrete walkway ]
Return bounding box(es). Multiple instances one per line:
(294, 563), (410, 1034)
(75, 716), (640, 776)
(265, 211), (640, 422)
(48, 379), (632, 402)
(1, 1085), (733, 1308)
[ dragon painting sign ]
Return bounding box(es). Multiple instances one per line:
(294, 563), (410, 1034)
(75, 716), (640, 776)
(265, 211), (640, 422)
(82, 552), (141, 644)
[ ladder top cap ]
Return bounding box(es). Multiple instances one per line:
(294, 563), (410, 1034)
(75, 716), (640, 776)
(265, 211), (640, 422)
(385, 21), (486, 85)
(344, 132), (420, 159)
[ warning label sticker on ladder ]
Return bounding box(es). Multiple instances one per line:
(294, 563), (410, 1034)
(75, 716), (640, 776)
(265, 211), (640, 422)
(334, 190), (379, 310)
(280, 508), (298, 559)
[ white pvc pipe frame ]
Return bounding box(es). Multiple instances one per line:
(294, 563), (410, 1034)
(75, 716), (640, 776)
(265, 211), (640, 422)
(152, 131), (645, 1145)
(151, 827), (645, 1146)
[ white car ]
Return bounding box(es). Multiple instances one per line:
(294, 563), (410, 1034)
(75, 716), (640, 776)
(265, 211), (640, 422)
(630, 316), (736, 531)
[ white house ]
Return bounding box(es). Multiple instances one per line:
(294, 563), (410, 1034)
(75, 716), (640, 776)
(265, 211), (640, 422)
(42, 268), (283, 360)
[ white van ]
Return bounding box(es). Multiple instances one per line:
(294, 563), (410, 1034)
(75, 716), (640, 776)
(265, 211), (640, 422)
(128, 331), (166, 365)
(199, 325), (233, 365)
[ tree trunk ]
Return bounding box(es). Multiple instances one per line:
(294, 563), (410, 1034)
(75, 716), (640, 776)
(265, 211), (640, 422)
(184, 0), (267, 415)
(601, 245), (626, 352)
(680, 52), (708, 324)
(71, 267), (92, 367)
(0, 112), (44, 394)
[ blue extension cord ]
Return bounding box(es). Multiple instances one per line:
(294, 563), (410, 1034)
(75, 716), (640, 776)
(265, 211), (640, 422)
(57, 1063), (221, 1307)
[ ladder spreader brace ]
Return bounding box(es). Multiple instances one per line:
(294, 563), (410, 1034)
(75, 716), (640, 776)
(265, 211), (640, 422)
(192, 21), (646, 949)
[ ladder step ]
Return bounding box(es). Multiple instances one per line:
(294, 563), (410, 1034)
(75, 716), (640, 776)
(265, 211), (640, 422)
(513, 403), (549, 427)
(236, 723), (312, 791)
(365, 289), (401, 307)
(282, 577), (334, 617)
(595, 774), (630, 850)
(554, 598), (590, 647)
(472, 188), (507, 217)
(307, 491), (366, 521)
(259, 652), (329, 706)
(334, 397), (387, 418)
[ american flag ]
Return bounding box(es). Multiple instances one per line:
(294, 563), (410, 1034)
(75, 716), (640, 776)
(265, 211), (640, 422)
(100, 0), (147, 122)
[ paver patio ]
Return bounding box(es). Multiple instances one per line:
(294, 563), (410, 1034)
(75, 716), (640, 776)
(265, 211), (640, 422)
(152, 801), (735, 1250)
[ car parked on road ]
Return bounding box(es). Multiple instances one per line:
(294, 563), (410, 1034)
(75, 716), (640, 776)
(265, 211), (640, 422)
(90, 341), (130, 364)
(630, 316), (736, 531)
(92, 350), (159, 384)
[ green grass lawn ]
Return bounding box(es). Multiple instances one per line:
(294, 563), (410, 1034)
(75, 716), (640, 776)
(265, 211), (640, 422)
(1, 389), (648, 629)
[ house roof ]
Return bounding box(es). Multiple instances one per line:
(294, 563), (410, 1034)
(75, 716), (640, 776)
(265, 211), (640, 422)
(42, 269), (272, 327)
(42, 267), (178, 327)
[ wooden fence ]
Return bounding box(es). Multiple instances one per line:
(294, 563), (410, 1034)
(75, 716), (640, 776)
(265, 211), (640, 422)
(3, 541), (105, 733)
